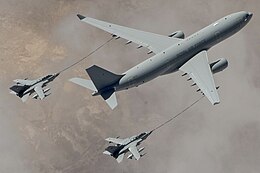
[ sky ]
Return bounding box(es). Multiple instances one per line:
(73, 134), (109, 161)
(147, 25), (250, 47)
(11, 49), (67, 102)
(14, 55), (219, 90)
(0, 0), (259, 173)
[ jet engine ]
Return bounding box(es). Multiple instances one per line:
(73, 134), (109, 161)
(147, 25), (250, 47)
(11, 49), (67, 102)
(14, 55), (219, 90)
(168, 31), (185, 39)
(210, 58), (228, 74)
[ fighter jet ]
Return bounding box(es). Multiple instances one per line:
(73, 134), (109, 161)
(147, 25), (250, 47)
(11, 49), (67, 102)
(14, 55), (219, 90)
(103, 131), (152, 163)
(70, 11), (253, 109)
(10, 73), (59, 102)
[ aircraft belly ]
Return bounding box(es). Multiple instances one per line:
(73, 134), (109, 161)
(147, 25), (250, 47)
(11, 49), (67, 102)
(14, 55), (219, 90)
(117, 54), (173, 90)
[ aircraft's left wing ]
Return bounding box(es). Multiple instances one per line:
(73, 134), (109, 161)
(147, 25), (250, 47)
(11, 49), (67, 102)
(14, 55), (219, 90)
(128, 143), (141, 160)
(77, 14), (181, 54)
(13, 79), (35, 86)
(34, 83), (45, 100)
(179, 51), (220, 105)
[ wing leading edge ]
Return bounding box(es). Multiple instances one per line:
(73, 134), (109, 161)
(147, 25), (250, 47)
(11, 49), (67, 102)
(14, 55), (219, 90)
(77, 14), (181, 54)
(180, 51), (220, 105)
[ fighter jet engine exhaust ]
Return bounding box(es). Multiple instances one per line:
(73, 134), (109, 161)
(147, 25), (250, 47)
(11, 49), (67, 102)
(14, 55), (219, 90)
(168, 31), (185, 39)
(210, 58), (228, 74)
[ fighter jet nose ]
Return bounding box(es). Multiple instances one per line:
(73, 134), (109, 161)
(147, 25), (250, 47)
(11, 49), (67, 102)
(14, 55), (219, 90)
(248, 12), (253, 18)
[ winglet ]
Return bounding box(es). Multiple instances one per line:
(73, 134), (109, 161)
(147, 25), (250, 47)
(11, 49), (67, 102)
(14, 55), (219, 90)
(77, 14), (86, 20)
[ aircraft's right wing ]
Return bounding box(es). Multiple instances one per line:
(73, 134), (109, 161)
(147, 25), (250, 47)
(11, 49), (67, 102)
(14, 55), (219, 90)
(105, 137), (129, 145)
(128, 144), (141, 161)
(34, 82), (45, 100)
(77, 14), (181, 54)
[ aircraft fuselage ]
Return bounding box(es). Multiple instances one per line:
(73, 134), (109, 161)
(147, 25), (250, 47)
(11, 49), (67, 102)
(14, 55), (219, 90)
(113, 11), (252, 91)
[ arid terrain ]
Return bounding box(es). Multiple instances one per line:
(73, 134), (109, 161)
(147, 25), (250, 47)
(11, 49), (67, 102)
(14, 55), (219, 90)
(0, 0), (259, 173)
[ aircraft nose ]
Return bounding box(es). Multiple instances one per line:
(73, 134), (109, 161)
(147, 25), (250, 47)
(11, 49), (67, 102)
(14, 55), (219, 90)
(248, 12), (253, 17)
(245, 12), (253, 21)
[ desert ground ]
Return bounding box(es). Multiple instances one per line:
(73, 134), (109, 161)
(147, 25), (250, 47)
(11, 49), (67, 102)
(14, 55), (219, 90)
(0, 0), (259, 173)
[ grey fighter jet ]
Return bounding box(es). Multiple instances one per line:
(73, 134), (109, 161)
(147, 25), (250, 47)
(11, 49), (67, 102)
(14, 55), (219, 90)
(10, 73), (59, 102)
(70, 11), (253, 109)
(103, 131), (152, 163)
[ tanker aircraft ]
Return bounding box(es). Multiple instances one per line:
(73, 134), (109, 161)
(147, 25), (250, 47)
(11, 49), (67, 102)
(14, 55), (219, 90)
(70, 11), (253, 109)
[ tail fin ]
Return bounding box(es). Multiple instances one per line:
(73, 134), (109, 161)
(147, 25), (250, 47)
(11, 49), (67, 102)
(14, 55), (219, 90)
(86, 65), (123, 109)
(70, 65), (123, 110)
(86, 65), (123, 91)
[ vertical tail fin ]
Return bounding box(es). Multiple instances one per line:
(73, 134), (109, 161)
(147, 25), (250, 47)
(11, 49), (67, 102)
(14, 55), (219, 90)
(86, 65), (123, 91)
(87, 65), (123, 109)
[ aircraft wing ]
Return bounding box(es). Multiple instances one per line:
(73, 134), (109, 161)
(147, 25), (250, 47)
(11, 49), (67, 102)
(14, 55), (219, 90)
(179, 51), (220, 105)
(13, 79), (34, 86)
(77, 14), (181, 54)
(34, 82), (45, 100)
(105, 137), (128, 145)
(128, 143), (141, 160)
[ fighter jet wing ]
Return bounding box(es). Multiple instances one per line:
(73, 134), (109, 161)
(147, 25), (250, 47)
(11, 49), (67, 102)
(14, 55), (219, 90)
(128, 144), (141, 160)
(179, 51), (220, 105)
(13, 79), (35, 86)
(34, 83), (45, 100)
(77, 14), (181, 54)
(105, 137), (129, 145)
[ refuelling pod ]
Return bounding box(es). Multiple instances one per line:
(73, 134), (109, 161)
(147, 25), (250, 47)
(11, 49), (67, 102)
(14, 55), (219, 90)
(168, 31), (185, 39)
(210, 58), (228, 74)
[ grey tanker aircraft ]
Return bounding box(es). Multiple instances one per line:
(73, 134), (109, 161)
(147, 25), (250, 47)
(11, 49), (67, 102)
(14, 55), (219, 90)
(70, 11), (253, 109)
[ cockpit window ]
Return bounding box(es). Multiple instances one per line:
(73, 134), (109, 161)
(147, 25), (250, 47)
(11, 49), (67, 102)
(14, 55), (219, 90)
(42, 75), (52, 80)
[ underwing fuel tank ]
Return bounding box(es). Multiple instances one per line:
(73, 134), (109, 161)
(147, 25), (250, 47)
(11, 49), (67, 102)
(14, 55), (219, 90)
(127, 147), (145, 159)
(210, 58), (228, 74)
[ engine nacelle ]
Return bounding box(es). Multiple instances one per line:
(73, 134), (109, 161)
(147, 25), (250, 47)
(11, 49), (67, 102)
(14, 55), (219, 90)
(210, 58), (228, 74)
(168, 31), (185, 39)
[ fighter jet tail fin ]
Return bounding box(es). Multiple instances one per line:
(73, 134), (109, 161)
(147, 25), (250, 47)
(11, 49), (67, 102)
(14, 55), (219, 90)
(86, 65), (124, 91)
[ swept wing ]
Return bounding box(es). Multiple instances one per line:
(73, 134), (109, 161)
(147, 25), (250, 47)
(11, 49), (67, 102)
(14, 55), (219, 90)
(180, 51), (220, 105)
(77, 14), (181, 54)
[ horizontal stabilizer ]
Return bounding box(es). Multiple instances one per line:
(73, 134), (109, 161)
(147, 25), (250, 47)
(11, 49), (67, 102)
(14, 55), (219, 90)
(116, 153), (125, 163)
(21, 93), (30, 102)
(101, 90), (118, 110)
(69, 78), (97, 91)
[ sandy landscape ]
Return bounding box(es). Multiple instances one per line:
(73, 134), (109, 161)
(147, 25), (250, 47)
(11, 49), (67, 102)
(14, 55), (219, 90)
(0, 0), (259, 173)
